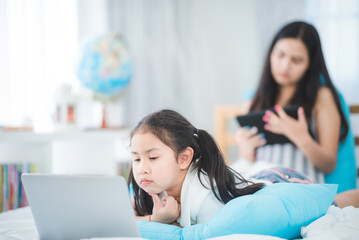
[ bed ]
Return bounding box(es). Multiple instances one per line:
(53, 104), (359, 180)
(0, 205), (358, 240)
(1, 183), (358, 240)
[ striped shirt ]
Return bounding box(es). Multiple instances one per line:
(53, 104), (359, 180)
(254, 115), (325, 183)
(255, 143), (324, 183)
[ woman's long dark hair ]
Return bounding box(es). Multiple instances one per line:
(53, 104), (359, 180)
(128, 109), (264, 216)
(250, 21), (348, 141)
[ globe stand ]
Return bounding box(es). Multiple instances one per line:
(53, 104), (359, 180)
(101, 104), (108, 129)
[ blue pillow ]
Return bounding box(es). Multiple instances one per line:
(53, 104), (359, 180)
(137, 183), (337, 240)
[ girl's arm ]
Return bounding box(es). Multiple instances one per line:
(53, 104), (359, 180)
(131, 195), (181, 223)
(136, 215), (151, 221)
(149, 194), (181, 224)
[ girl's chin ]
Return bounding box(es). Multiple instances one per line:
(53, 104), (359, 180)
(143, 188), (162, 195)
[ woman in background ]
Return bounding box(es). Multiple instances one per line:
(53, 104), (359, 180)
(233, 21), (351, 184)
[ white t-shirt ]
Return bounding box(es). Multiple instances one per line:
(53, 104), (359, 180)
(175, 165), (223, 227)
(173, 164), (270, 227)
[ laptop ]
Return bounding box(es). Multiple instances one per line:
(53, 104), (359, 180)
(22, 174), (140, 240)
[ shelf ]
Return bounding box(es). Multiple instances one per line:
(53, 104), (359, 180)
(0, 129), (132, 175)
(0, 129), (131, 143)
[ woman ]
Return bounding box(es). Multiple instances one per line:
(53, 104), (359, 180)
(234, 21), (352, 185)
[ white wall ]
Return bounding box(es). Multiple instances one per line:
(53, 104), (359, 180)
(97, 0), (312, 133)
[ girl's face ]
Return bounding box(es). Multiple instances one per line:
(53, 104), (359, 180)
(270, 38), (309, 86)
(131, 132), (186, 194)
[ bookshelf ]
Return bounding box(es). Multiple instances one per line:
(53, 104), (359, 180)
(0, 129), (132, 212)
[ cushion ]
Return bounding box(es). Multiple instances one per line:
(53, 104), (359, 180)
(137, 183), (337, 240)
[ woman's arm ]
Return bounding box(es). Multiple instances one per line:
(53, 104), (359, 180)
(234, 101), (267, 161)
(265, 87), (340, 173)
(295, 87), (340, 173)
(235, 126), (266, 161)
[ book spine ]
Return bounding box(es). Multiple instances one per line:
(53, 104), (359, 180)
(18, 164), (23, 208)
(0, 162), (35, 212)
(3, 165), (8, 211)
(0, 165), (3, 212)
(13, 164), (18, 209)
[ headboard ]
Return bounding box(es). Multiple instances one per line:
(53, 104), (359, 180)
(214, 105), (245, 164)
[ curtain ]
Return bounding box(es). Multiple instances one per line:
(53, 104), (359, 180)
(1, 0), (358, 133)
(0, 0), (78, 131)
(305, 0), (359, 104)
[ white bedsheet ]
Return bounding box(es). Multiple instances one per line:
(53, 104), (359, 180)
(0, 207), (38, 240)
(0, 207), (145, 240)
(0, 205), (358, 240)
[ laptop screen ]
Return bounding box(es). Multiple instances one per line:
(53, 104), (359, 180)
(22, 174), (140, 240)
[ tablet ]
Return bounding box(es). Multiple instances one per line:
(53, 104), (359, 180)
(236, 106), (298, 145)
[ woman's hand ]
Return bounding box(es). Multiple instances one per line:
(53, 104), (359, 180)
(263, 105), (310, 145)
(150, 194), (181, 224)
(235, 126), (266, 162)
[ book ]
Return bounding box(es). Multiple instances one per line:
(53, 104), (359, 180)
(0, 162), (35, 212)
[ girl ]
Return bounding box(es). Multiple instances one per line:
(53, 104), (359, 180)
(128, 109), (359, 226)
(128, 109), (264, 226)
(234, 21), (354, 185)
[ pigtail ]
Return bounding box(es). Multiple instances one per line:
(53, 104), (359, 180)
(193, 129), (264, 204)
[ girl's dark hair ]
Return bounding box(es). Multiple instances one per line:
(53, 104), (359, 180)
(250, 21), (348, 141)
(128, 109), (264, 216)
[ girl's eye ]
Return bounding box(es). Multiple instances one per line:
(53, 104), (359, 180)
(149, 157), (158, 160)
(133, 158), (140, 162)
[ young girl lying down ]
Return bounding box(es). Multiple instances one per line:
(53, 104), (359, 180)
(127, 109), (359, 227)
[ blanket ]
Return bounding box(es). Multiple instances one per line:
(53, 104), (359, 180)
(301, 205), (359, 240)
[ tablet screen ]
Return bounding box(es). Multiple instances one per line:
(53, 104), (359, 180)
(236, 106), (298, 145)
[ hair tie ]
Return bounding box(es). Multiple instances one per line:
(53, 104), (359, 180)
(193, 129), (199, 138)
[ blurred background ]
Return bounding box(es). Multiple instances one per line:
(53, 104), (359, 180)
(0, 0), (358, 133)
(0, 0), (359, 212)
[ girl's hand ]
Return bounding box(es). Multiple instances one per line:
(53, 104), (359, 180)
(150, 194), (181, 224)
(263, 106), (309, 145)
(235, 126), (266, 162)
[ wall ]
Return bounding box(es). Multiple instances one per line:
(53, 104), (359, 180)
(100, 0), (309, 133)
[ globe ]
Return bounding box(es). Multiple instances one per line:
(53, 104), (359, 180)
(77, 34), (132, 98)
